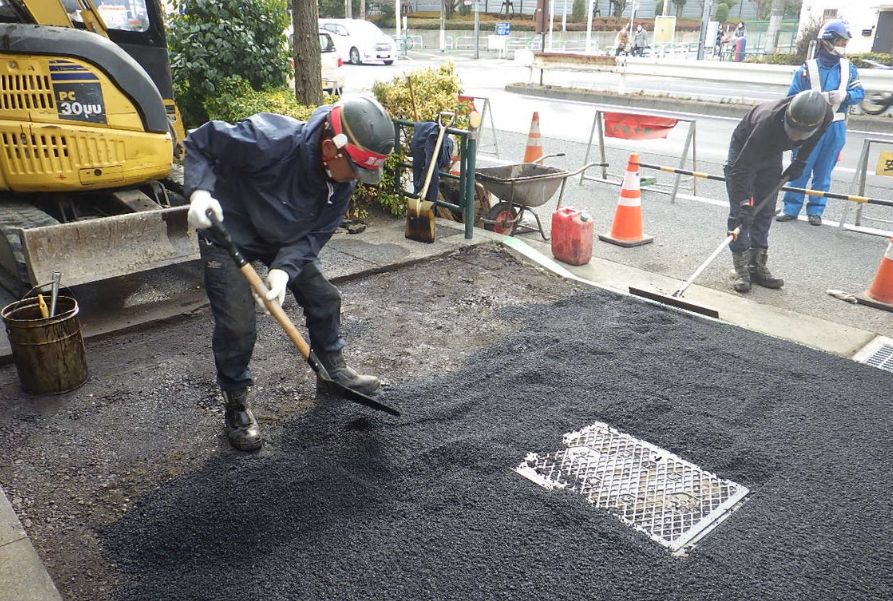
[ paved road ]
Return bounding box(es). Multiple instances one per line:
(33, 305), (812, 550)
(337, 55), (893, 339)
(341, 55), (893, 187)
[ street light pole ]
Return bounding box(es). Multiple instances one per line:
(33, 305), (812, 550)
(474, 0), (480, 59)
(696, 0), (713, 60)
(440, 1), (445, 52)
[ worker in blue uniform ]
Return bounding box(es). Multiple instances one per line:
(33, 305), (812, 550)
(777, 20), (864, 226)
(183, 96), (395, 451)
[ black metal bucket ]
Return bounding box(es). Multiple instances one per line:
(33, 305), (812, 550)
(1, 296), (88, 394)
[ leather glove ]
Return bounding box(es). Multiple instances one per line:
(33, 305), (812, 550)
(824, 90), (844, 105)
(187, 190), (223, 229)
(735, 198), (755, 229)
(782, 160), (807, 182)
(254, 268), (289, 311)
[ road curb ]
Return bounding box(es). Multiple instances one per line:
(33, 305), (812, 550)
(506, 83), (893, 133)
(0, 486), (62, 601)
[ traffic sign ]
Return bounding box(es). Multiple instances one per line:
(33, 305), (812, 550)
(495, 22), (511, 36)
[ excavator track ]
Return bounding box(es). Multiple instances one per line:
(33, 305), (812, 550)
(0, 199), (59, 292)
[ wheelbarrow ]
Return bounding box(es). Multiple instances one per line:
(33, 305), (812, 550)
(475, 154), (605, 240)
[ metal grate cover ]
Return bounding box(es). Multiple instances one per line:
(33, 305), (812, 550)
(853, 336), (893, 374)
(516, 422), (749, 554)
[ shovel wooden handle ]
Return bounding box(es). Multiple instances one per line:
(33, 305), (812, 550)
(204, 210), (311, 362)
(239, 263), (311, 361)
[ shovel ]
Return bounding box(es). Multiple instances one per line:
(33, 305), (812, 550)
(205, 209), (401, 417)
(405, 112), (455, 244)
(630, 176), (790, 319)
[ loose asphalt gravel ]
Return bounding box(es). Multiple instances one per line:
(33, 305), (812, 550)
(99, 259), (891, 600)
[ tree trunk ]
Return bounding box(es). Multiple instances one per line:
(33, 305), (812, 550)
(293, 0), (323, 107)
(360, 0), (366, 19)
(764, 0), (784, 53)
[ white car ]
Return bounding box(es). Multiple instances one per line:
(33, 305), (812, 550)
(287, 29), (346, 95)
(319, 18), (397, 65)
(319, 31), (345, 94)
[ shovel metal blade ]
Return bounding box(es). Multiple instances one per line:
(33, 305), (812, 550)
(628, 286), (720, 319)
(404, 198), (436, 243)
(307, 352), (401, 416)
(318, 376), (402, 416)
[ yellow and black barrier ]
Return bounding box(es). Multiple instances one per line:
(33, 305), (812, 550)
(633, 161), (893, 209)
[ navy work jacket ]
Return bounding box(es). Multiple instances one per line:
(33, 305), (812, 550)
(183, 107), (354, 281)
(726, 96), (831, 204)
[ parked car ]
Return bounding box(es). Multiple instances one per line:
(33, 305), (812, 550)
(319, 18), (396, 65)
(319, 30), (345, 94)
(286, 29), (346, 95)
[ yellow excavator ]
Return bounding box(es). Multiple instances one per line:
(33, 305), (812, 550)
(0, 0), (193, 292)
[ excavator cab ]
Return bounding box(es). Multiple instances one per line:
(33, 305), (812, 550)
(0, 0), (194, 291)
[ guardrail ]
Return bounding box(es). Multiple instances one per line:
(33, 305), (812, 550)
(530, 52), (893, 92)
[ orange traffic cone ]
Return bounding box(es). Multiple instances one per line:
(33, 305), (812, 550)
(598, 152), (653, 247)
(523, 112), (543, 163)
(859, 237), (893, 312)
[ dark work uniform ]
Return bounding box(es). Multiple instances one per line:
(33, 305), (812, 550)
(183, 107), (353, 391)
(411, 121), (454, 201)
(724, 97), (831, 254)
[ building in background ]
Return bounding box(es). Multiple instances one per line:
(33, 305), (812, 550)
(797, 1), (893, 54)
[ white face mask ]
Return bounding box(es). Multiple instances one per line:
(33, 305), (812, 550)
(833, 46), (846, 56)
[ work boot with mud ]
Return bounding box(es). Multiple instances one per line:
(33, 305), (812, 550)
(748, 248), (784, 289)
(731, 251), (752, 293)
(315, 349), (380, 396)
(222, 389), (262, 452)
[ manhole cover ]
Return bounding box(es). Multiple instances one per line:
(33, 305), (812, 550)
(516, 422), (749, 554)
(853, 336), (893, 374)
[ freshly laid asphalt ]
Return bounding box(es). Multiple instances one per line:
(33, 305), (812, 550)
(101, 284), (891, 600)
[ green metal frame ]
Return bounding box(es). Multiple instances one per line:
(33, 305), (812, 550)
(391, 118), (478, 240)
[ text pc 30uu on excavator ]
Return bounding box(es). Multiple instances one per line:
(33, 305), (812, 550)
(0, 0), (192, 294)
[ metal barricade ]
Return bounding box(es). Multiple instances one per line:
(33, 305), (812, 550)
(841, 138), (893, 231)
(391, 118), (479, 240)
(579, 110), (698, 202)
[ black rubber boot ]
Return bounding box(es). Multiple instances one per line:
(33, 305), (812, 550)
(732, 251), (752, 293)
(748, 248), (784, 289)
(315, 349), (380, 396)
(222, 389), (262, 452)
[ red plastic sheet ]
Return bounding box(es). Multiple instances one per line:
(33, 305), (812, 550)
(603, 113), (679, 140)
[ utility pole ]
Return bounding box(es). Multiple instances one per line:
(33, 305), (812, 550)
(345, 0), (352, 18)
(662, 0), (670, 16)
(396, 0), (401, 42)
(360, 0), (366, 19)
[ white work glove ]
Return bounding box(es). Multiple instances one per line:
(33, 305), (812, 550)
(254, 268), (289, 312)
(187, 189), (223, 229)
(824, 90), (844, 106)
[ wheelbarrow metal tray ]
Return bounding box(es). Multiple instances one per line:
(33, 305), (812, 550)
(474, 163), (568, 208)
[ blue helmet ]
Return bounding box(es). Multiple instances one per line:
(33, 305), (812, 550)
(818, 20), (851, 41)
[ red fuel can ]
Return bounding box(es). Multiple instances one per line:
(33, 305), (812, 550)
(551, 207), (594, 266)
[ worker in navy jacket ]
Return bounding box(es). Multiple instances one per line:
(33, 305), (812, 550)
(183, 96), (395, 451)
(777, 20), (864, 226)
(725, 90), (832, 293)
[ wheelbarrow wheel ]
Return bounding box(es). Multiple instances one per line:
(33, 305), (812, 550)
(484, 202), (518, 235)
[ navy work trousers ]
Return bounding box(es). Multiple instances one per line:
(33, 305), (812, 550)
(724, 156), (782, 254)
(200, 237), (344, 391)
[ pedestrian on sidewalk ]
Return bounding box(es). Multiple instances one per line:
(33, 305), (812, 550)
(724, 90), (832, 293)
(777, 20), (864, 226)
(732, 22), (747, 62)
(632, 24), (648, 57)
(183, 96), (395, 451)
(615, 25), (629, 56)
